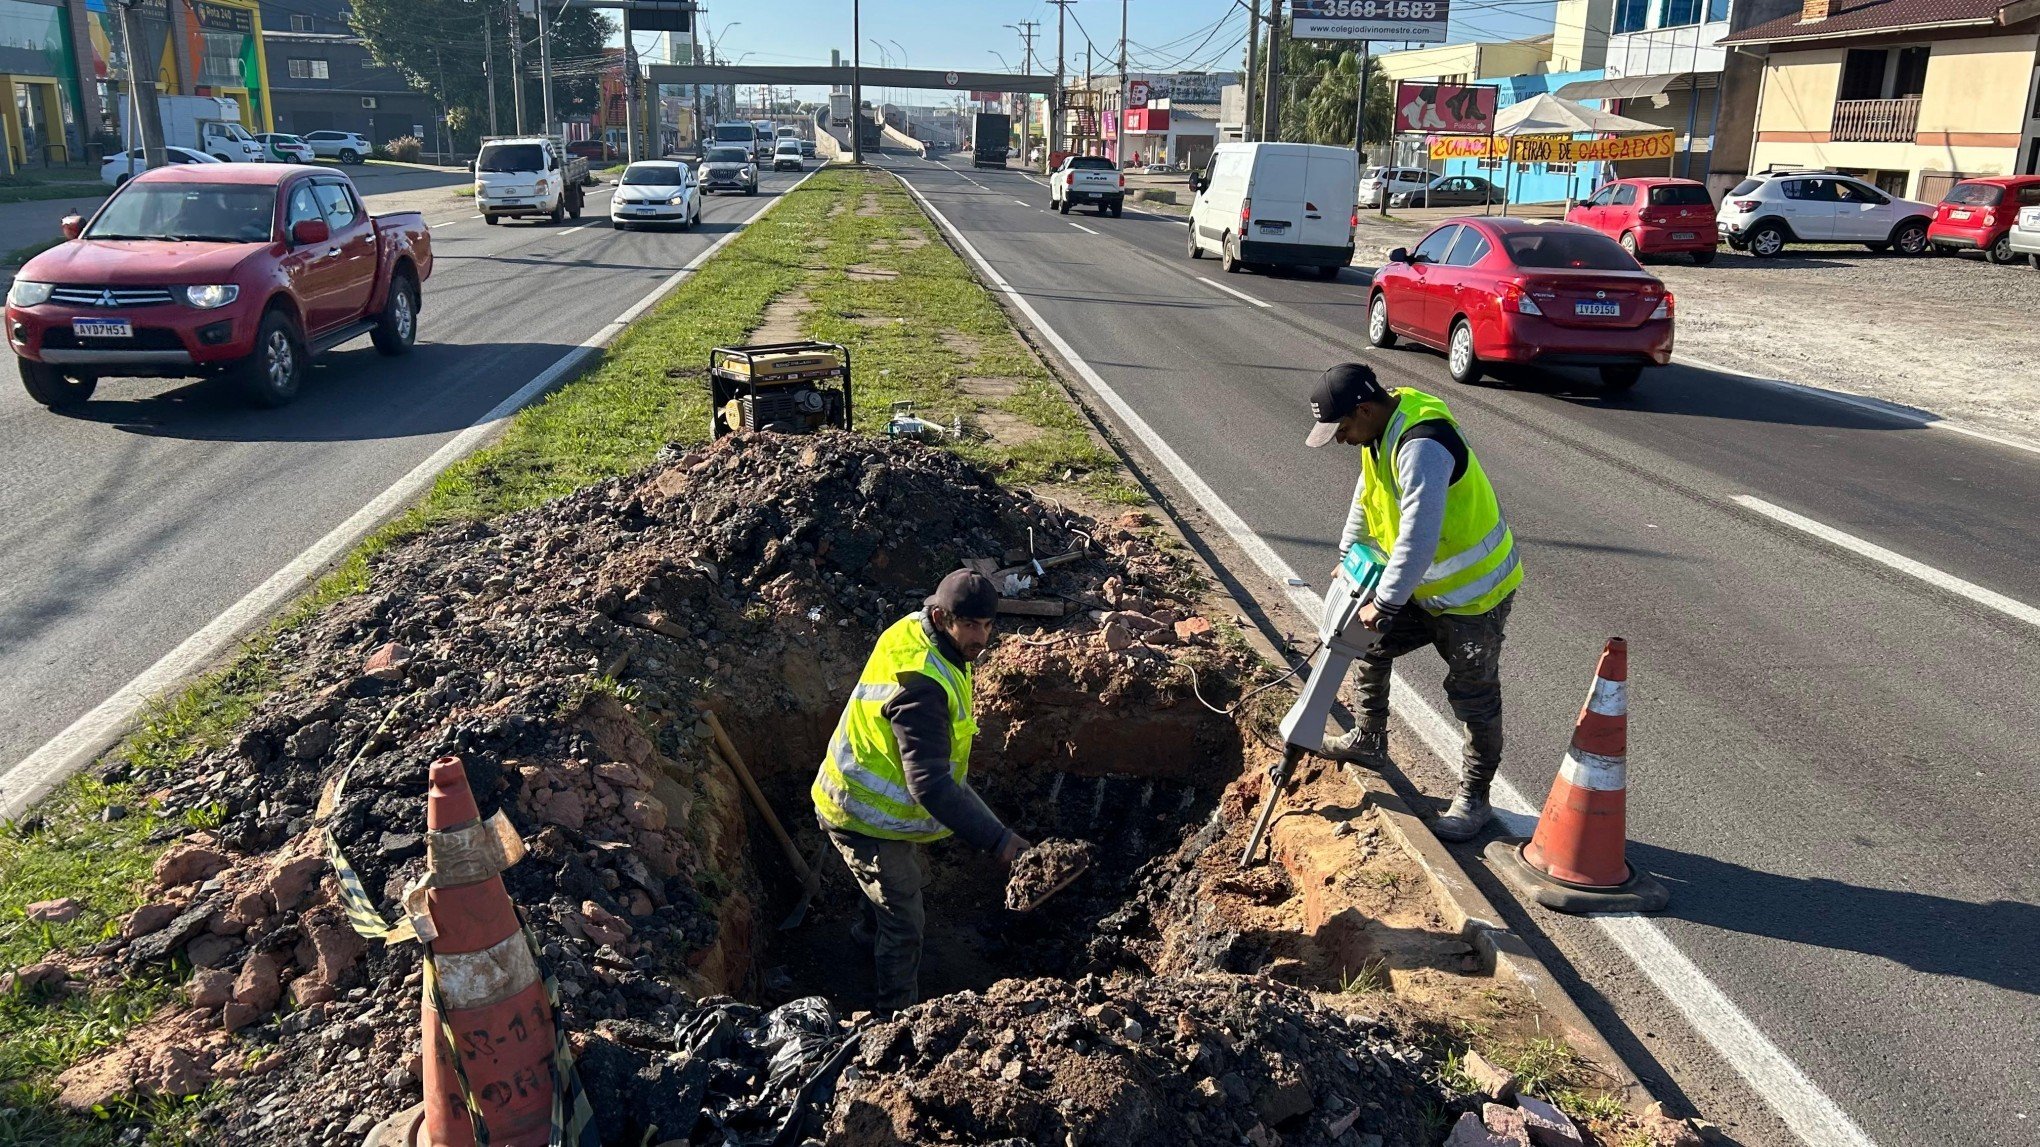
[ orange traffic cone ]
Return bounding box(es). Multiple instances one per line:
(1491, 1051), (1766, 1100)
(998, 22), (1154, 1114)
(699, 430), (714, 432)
(1486, 639), (1668, 914)
(417, 755), (558, 1146)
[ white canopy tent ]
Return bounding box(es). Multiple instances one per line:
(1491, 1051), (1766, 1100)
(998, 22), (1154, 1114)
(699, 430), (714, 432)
(1488, 93), (1667, 214)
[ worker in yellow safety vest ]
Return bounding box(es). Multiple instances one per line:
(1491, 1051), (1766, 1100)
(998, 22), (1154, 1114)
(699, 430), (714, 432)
(1304, 363), (1524, 840)
(811, 569), (1032, 1009)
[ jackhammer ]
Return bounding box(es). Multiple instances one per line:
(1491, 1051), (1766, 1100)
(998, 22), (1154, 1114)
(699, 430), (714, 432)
(1239, 543), (1386, 868)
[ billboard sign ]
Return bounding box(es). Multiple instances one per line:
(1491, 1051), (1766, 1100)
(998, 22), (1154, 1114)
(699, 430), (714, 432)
(1427, 131), (1677, 162)
(1394, 82), (1496, 135)
(1292, 0), (1450, 44)
(1128, 80), (1151, 109)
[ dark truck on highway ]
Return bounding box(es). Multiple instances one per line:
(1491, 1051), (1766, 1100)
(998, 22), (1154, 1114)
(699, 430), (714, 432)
(972, 111), (1012, 169)
(6, 163), (432, 409)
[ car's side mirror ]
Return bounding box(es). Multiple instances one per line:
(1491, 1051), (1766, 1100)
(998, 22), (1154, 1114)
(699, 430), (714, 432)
(61, 213), (83, 240)
(1187, 174), (1202, 193)
(1387, 246), (1409, 264)
(291, 218), (330, 246)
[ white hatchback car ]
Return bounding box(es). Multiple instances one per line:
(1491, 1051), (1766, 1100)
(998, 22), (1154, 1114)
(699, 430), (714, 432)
(1716, 169), (1935, 257)
(1361, 165), (1430, 208)
(99, 147), (223, 186)
(610, 160), (701, 230)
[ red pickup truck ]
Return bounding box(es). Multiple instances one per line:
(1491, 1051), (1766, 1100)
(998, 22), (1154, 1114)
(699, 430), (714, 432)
(6, 163), (432, 409)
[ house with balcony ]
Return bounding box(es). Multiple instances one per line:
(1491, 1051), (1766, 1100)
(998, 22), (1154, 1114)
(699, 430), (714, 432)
(1724, 0), (2040, 199)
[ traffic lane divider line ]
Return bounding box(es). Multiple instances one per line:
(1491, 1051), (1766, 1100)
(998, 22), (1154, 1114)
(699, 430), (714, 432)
(1674, 352), (2040, 461)
(0, 168), (818, 825)
(1197, 276), (1273, 309)
(1068, 222), (1100, 235)
(889, 164), (1882, 1147)
(1732, 495), (2040, 630)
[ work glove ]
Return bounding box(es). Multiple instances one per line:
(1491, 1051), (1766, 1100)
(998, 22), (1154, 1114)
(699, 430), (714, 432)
(995, 832), (1034, 867)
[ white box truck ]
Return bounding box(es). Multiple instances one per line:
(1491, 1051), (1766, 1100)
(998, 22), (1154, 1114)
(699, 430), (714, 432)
(118, 95), (267, 163)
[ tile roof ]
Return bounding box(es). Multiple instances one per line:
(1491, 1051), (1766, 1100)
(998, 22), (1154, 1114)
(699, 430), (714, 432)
(1721, 0), (2026, 43)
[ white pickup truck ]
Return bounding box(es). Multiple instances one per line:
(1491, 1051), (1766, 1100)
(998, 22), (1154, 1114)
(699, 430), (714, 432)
(474, 135), (590, 226)
(1050, 155), (1125, 218)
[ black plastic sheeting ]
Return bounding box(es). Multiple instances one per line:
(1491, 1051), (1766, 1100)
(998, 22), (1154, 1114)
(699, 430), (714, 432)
(663, 995), (860, 1147)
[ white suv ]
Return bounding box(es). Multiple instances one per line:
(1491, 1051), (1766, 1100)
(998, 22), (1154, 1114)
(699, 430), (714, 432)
(1716, 169), (1934, 258)
(302, 130), (372, 164)
(1361, 166), (1430, 208)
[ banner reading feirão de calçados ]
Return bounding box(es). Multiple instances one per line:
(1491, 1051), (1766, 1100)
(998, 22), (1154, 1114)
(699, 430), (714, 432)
(1428, 131), (1677, 163)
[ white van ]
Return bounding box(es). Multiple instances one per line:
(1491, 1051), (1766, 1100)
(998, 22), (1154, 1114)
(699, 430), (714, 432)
(1187, 142), (1359, 277)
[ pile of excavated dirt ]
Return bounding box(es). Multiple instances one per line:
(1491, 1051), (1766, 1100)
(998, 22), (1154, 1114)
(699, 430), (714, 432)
(828, 973), (1440, 1146)
(32, 430), (1258, 1144)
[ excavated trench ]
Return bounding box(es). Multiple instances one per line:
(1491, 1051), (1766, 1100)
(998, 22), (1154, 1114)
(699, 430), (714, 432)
(711, 672), (1242, 1013)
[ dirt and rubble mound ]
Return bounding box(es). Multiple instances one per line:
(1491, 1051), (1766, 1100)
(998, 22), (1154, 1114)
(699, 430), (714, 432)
(1004, 838), (1096, 911)
(33, 430), (1250, 1142)
(828, 973), (1439, 1147)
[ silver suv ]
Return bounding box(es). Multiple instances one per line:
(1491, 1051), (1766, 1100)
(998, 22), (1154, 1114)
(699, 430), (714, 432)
(1715, 168), (1934, 257)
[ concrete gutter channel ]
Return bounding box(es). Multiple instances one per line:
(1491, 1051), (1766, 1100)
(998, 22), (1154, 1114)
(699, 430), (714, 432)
(887, 163), (1665, 1116)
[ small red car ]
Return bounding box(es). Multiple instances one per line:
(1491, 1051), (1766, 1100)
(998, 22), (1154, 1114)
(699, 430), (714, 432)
(1367, 217), (1674, 391)
(1565, 177), (1718, 264)
(1927, 175), (2040, 263)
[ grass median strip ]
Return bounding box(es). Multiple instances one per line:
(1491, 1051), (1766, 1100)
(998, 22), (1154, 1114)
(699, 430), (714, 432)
(0, 164), (1136, 1142)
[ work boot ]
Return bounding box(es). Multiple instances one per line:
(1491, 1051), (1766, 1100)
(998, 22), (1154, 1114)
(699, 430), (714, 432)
(1430, 793), (1493, 842)
(1320, 727), (1389, 768)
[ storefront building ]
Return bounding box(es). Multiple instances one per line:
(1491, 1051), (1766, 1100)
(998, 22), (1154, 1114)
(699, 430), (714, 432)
(84, 0), (272, 139)
(0, 0), (89, 166)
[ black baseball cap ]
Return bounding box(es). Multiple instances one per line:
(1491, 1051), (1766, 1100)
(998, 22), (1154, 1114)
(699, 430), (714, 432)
(1305, 363), (1390, 448)
(927, 569), (999, 620)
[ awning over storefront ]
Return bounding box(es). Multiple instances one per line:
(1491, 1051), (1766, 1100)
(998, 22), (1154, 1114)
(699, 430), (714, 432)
(1554, 73), (1695, 102)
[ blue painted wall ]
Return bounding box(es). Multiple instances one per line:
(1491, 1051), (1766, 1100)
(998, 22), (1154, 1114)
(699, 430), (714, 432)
(1437, 69), (1607, 205)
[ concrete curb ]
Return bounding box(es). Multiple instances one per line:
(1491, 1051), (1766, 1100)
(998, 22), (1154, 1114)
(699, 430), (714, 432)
(1354, 767), (1650, 1111)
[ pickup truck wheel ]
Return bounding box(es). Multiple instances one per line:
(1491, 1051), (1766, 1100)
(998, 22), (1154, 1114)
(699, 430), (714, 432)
(19, 360), (96, 409)
(567, 186), (584, 219)
(483, 213), (499, 226)
(236, 310), (305, 408)
(549, 198), (567, 225)
(339, 149), (361, 164)
(372, 272), (419, 356)
(1058, 197), (1071, 215)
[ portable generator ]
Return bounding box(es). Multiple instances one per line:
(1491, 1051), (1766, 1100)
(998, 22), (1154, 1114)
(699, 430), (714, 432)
(708, 341), (853, 439)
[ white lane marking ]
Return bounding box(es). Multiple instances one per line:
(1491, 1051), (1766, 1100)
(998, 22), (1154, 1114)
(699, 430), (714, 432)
(891, 167), (1881, 1147)
(1734, 495), (2040, 629)
(0, 169), (817, 823)
(1068, 222), (1100, 236)
(1197, 276), (1273, 309)
(1675, 352), (2040, 460)
(1014, 198), (1032, 208)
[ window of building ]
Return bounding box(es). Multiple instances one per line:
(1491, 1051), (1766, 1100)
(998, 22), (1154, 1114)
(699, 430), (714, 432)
(1614, 0), (1649, 34)
(288, 59), (331, 80)
(1891, 47), (1929, 99)
(1707, 0), (1729, 19)
(1839, 49), (1887, 101)
(1658, 0), (1701, 28)
(290, 14), (313, 31)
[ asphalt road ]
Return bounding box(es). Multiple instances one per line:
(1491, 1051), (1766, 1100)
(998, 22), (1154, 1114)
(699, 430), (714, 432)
(0, 168), (806, 777)
(879, 151), (2039, 1147)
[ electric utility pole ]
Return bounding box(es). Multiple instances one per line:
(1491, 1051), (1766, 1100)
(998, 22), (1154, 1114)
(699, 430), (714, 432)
(1243, 0), (1260, 141)
(1260, 0), (1282, 141)
(538, 0), (556, 139)
(624, 7), (638, 162)
(1115, 0), (1127, 168)
(690, 5), (703, 150)
(1352, 42), (1370, 164)
(113, 0), (164, 170)
(1050, 0), (1072, 162)
(1017, 21), (1038, 165)
(484, 11), (499, 135)
(508, 0), (526, 133)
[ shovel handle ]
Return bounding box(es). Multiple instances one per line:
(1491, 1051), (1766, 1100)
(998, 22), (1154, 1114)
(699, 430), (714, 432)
(705, 711), (816, 885)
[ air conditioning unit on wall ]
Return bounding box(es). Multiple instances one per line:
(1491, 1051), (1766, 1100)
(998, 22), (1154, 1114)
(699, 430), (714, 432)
(361, 97), (378, 109)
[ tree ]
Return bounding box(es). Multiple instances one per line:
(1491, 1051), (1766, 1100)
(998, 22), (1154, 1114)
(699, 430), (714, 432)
(1250, 25), (1392, 148)
(349, 0), (614, 150)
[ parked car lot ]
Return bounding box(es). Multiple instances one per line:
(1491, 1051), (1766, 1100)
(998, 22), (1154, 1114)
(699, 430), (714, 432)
(1927, 175), (2040, 263)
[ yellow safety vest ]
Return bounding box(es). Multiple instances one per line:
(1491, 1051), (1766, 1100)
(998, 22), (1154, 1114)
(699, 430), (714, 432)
(812, 612), (978, 842)
(1358, 388), (1523, 616)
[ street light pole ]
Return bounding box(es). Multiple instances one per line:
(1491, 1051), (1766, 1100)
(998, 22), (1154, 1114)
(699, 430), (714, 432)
(1115, 0), (1127, 169)
(538, 0), (556, 139)
(850, 0), (862, 162)
(624, 8), (638, 162)
(112, 0), (163, 171)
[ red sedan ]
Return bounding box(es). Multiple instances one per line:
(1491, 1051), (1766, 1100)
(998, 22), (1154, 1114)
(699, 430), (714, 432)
(1565, 176), (1718, 263)
(1367, 218), (1674, 391)
(1927, 175), (2040, 263)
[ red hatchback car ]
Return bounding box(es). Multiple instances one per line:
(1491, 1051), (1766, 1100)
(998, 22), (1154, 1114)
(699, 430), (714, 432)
(1565, 177), (1719, 263)
(1927, 175), (2040, 263)
(1367, 218), (1674, 390)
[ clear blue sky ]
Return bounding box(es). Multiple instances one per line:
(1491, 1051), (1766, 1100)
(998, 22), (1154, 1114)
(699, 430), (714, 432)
(631, 0), (1557, 95)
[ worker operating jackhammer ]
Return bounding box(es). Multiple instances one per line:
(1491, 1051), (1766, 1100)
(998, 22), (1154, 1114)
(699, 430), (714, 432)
(811, 569), (1033, 1011)
(1243, 365), (1525, 865)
